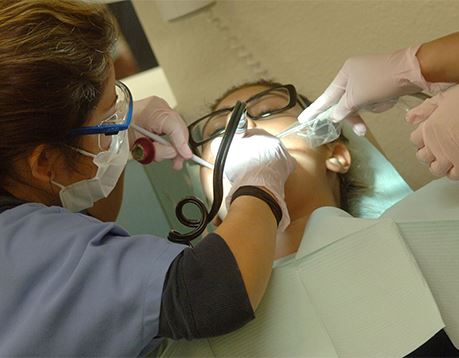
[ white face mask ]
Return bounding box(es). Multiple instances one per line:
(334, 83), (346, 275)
(51, 135), (129, 212)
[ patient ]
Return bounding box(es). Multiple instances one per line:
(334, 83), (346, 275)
(188, 80), (362, 258)
(159, 81), (457, 358)
(160, 81), (454, 357)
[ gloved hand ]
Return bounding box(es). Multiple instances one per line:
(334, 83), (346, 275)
(131, 96), (193, 170)
(298, 45), (449, 136)
(224, 129), (296, 231)
(407, 84), (459, 179)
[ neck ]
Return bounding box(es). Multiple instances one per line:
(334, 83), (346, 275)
(274, 169), (339, 259)
(3, 175), (58, 207)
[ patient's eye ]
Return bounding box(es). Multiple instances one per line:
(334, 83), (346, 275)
(248, 89), (290, 118)
(207, 126), (225, 138)
(202, 113), (227, 140)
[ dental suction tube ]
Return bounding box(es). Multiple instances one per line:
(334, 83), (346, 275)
(167, 101), (247, 246)
(277, 106), (342, 148)
(278, 93), (431, 148)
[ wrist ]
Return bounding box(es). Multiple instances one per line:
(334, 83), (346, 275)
(416, 33), (459, 84)
(393, 45), (428, 93)
(416, 42), (434, 82)
(230, 186), (282, 226)
(226, 181), (290, 231)
(412, 44), (454, 93)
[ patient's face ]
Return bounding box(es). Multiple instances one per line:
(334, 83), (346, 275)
(199, 84), (349, 222)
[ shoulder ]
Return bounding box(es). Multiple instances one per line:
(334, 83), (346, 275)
(0, 201), (185, 257)
(0, 202), (127, 239)
(0, 202), (186, 356)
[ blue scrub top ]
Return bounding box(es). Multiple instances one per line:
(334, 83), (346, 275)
(0, 202), (185, 356)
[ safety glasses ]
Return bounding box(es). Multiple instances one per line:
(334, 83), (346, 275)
(69, 80), (133, 137)
(68, 81), (132, 155)
(188, 84), (309, 149)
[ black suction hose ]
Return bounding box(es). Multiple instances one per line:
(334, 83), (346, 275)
(167, 101), (247, 246)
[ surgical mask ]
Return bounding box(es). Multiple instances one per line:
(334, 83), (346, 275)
(51, 132), (129, 212)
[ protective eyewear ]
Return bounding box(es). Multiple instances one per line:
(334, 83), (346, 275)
(69, 80), (133, 136)
(188, 84), (309, 149)
(68, 81), (132, 155)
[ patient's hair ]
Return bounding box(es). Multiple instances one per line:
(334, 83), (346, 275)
(0, 0), (116, 186)
(209, 79), (367, 215)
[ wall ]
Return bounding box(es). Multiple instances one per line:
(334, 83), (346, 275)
(132, 0), (459, 189)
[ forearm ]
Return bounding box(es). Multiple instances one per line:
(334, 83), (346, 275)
(87, 171), (125, 222)
(159, 197), (277, 339)
(215, 195), (277, 310)
(417, 32), (459, 83)
(160, 234), (254, 339)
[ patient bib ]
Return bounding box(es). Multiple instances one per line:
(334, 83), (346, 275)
(160, 214), (444, 357)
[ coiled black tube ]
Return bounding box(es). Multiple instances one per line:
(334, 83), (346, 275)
(167, 101), (247, 246)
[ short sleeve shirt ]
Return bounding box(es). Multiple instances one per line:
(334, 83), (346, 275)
(0, 202), (185, 356)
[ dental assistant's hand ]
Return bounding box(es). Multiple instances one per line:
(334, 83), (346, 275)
(224, 129), (296, 231)
(299, 46), (447, 136)
(131, 96), (192, 170)
(407, 84), (459, 179)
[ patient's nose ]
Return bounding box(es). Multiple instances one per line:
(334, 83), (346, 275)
(225, 113), (256, 132)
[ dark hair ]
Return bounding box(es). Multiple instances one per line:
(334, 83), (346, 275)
(208, 79), (367, 215)
(0, 0), (116, 186)
(210, 79), (312, 111)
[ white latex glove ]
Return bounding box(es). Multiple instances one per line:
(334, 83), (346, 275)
(299, 45), (450, 136)
(407, 84), (459, 179)
(131, 96), (193, 170)
(223, 129), (296, 231)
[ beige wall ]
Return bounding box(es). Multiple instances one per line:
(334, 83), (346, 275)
(132, 0), (458, 189)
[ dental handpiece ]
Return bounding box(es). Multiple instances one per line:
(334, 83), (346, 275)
(132, 124), (214, 170)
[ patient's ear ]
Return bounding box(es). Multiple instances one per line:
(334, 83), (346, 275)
(325, 142), (351, 174)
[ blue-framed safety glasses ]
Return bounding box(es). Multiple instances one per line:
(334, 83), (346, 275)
(69, 81), (133, 154)
(70, 80), (133, 136)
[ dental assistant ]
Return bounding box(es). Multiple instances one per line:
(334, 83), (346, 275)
(0, 1), (295, 356)
(299, 32), (459, 179)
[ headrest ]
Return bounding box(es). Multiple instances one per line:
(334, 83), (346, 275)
(342, 122), (412, 218)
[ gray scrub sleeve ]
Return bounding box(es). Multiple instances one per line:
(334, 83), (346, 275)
(0, 203), (185, 357)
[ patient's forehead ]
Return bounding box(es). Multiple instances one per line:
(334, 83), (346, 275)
(215, 85), (269, 110)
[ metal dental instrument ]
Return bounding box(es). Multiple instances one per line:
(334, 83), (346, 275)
(276, 105), (342, 148)
(132, 123), (214, 169)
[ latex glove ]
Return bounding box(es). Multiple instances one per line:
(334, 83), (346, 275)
(298, 45), (448, 136)
(223, 129), (296, 231)
(407, 84), (459, 179)
(131, 96), (193, 170)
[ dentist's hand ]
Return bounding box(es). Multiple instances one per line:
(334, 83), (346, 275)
(407, 84), (459, 179)
(224, 129), (296, 231)
(132, 96), (192, 170)
(299, 46), (446, 136)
